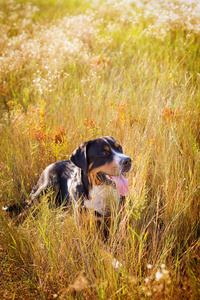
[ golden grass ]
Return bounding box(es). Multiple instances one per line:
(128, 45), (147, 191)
(0, 0), (200, 299)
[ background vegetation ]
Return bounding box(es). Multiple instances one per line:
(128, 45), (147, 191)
(0, 0), (199, 298)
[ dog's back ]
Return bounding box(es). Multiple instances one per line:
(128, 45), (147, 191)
(30, 160), (89, 205)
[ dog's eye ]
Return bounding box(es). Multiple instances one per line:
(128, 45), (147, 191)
(116, 145), (123, 153)
(101, 151), (110, 157)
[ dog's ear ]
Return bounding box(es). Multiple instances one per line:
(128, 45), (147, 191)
(104, 136), (117, 142)
(70, 141), (91, 174)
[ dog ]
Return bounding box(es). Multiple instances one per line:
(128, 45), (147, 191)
(3, 136), (132, 221)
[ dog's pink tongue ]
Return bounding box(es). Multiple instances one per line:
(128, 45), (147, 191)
(110, 175), (129, 196)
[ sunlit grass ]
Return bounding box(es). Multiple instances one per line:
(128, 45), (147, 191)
(0, 0), (200, 299)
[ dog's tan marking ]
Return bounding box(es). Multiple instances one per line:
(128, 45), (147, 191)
(99, 161), (119, 175)
(115, 143), (120, 148)
(88, 167), (103, 185)
(88, 160), (119, 186)
(104, 146), (110, 152)
(88, 162), (94, 172)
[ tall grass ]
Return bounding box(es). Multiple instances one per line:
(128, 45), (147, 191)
(0, 0), (199, 298)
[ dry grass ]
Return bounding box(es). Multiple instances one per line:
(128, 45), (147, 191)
(0, 0), (200, 299)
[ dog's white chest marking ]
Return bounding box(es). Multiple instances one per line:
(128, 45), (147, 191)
(84, 185), (120, 215)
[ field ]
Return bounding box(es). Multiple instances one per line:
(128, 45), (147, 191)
(0, 0), (200, 299)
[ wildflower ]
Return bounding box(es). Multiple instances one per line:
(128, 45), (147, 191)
(147, 264), (152, 269)
(162, 107), (174, 118)
(156, 271), (163, 281)
(7, 100), (14, 109)
(150, 139), (156, 144)
(112, 258), (122, 269)
(53, 126), (66, 144)
(68, 274), (88, 292)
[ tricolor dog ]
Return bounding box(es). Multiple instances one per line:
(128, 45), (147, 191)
(4, 136), (132, 219)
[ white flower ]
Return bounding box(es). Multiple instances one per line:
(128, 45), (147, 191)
(147, 264), (152, 269)
(156, 271), (163, 281)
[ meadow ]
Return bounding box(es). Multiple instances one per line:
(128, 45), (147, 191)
(0, 0), (199, 298)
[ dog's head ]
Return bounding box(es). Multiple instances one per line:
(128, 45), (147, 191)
(70, 136), (132, 196)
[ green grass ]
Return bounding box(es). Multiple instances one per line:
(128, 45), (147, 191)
(0, 0), (200, 299)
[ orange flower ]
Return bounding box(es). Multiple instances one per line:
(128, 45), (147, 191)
(162, 107), (174, 118)
(53, 126), (66, 144)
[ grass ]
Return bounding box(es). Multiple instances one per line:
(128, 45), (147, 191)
(0, 0), (200, 298)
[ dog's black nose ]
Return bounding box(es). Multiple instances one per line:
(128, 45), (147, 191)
(122, 157), (132, 166)
(121, 157), (132, 172)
